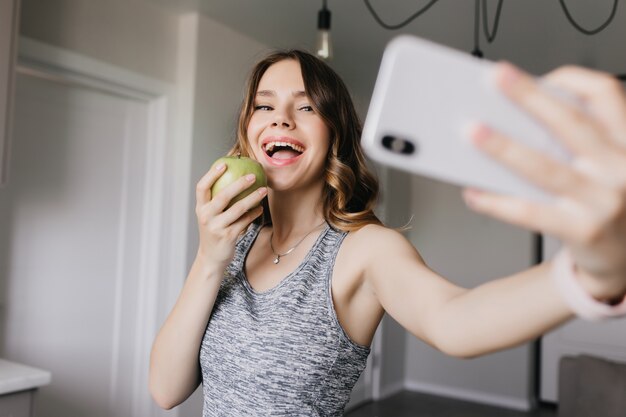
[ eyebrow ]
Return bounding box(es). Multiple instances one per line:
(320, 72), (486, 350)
(256, 90), (307, 98)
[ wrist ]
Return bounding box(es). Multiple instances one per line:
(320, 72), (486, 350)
(573, 264), (626, 303)
(550, 249), (626, 321)
(192, 251), (227, 282)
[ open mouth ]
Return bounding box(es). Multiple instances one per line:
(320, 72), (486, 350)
(263, 141), (305, 160)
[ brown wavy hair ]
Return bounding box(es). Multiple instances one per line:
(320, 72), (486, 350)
(229, 50), (382, 232)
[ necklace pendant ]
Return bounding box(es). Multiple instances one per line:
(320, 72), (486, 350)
(273, 256), (280, 264)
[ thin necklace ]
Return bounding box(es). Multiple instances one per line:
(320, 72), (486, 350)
(269, 221), (326, 264)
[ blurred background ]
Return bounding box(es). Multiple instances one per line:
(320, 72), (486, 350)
(1, 1), (625, 416)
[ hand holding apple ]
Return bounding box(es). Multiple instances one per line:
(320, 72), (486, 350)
(193, 156), (267, 270)
(210, 156), (267, 209)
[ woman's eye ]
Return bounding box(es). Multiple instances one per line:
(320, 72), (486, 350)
(254, 105), (273, 111)
(298, 105), (314, 112)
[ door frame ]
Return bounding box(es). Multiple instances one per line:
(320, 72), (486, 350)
(0, 0), (21, 186)
(16, 37), (193, 417)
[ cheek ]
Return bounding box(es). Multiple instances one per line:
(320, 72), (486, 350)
(246, 118), (258, 139)
(306, 115), (329, 140)
(247, 111), (267, 132)
(317, 124), (332, 152)
(246, 118), (263, 144)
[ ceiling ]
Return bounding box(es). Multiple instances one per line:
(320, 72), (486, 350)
(146, 0), (625, 104)
(146, 0), (481, 100)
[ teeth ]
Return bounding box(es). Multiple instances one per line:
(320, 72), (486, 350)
(264, 141), (304, 153)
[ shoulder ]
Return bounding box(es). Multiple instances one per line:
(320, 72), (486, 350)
(342, 223), (425, 265)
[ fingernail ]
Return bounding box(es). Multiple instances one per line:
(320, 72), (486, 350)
(463, 189), (481, 208)
(469, 123), (494, 146)
(496, 62), (522, 90)
(258, 187), (268, 196)
(245, 174), (256, 182)
(215, 163), (225, 171)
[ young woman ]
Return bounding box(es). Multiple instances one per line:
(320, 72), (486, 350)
(149, 50), (626, 416)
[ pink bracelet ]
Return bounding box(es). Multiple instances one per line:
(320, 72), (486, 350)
(551, 249), (626, 321)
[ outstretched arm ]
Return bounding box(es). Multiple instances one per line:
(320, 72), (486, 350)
(362, 226), (572, 358)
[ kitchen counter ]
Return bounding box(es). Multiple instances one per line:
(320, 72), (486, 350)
(0, 359), (50, 395)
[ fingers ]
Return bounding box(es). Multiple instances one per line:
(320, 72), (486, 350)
(463, 189), (557, 233)
(202, 202), (265, 243)
(228, 204), (265, 235)
(209, 174), (259, 212)
(461, 189), (603, 245)
(493, 62), (617, 161)
(197, 183), (267, 228)
(195, 160), (268, 243)
(214, 186), (268, 227)
(469, 124), (607, 204)
(196, 163), (226, 206)
(542, 66), (626, 147)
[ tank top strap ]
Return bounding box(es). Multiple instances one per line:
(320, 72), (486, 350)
(228, 222), (262, 276)
(290, 223), (346, 283)
(316, 225), (348, 280)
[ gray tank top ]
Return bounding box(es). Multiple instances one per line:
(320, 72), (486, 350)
(200, 222), (370, 416)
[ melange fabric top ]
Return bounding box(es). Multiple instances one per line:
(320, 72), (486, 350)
(199, 222), (371, 417)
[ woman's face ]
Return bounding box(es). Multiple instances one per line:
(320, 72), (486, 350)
(246, 59), (331, 192)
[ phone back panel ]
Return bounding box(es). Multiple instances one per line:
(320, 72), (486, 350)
(361, 35), (571, 201)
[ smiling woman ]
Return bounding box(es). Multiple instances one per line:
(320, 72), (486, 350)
(149, 48), (626, 417)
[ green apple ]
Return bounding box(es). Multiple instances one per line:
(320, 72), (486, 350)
(210, 156), (267, 208)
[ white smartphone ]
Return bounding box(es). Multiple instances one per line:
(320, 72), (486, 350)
(361, 35), (573, 201)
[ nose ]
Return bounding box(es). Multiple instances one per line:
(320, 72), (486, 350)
(272, 108), (294, 129)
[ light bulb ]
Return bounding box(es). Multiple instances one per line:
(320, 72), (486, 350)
(316, 4), (332, 60)
(316, 30), (332, 60)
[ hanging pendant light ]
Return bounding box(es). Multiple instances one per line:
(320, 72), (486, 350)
(316, 0), (332, 60)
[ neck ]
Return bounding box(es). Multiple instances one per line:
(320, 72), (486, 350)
(267, 183), (326, 242)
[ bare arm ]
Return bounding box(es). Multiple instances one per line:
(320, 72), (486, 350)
(148, 256), (223, 409)
(363, 226), (572, 358)
(149, 165), (266, 409)
(427, 262), (572, 357)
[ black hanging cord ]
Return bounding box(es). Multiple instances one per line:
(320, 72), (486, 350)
(482, 0), (504, 43)
(363, 0), (442, 30)
(558, 0), (619, 35)
(362, 0), (624, 76)
(473, 0), (503, 56)
(364, 0), (617, 37)
(472, 0), (483, 57)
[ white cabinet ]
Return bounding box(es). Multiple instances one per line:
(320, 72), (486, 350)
(0, 359), (51, 417)
(0, 0), (20, 186)
(0, 390), (33, 417)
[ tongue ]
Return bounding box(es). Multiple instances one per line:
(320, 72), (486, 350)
(272, 149), (301, 160)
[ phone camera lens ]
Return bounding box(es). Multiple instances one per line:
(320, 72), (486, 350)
(381, 135), (416, 155)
